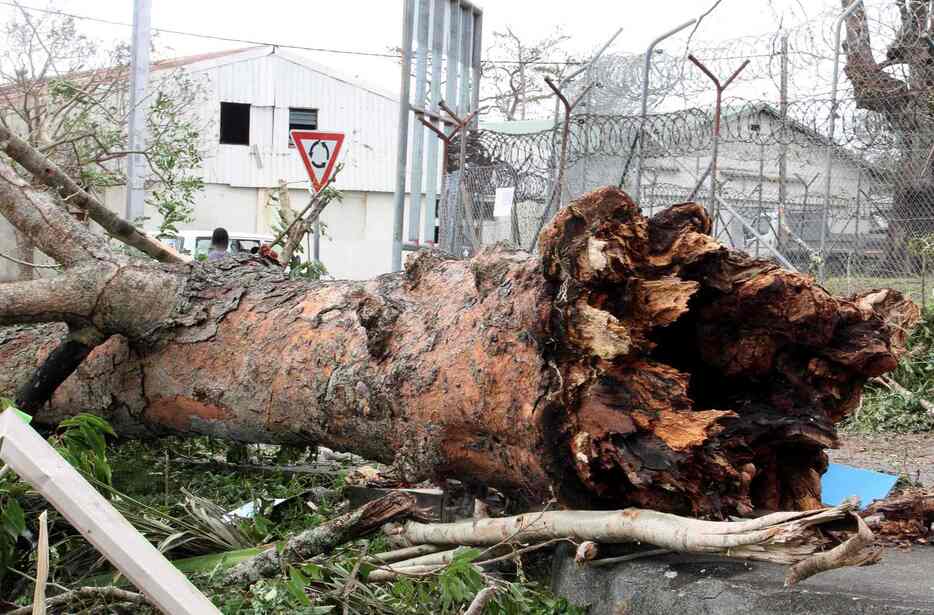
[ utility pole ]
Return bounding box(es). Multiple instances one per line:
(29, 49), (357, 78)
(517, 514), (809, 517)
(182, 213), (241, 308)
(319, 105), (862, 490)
(125, 0), (152, 224)
(777, 34), (788, 253)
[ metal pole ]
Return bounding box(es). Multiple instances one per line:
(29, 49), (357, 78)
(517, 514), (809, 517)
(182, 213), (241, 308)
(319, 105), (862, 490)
(547, 27), (622, 208)
(777, 34), (788, 253)
(125, 0), (152, 223)
(687, 55), (750, 236)
(855, 170), (862, 257)
(406, 0), (431, 245)
(422, 0), (445, 244)
(580, 61), (594, 196)
(820, 0), (864, 281)
(756, 141), (764, 257)
(633, 19), (695, 203)
(470, 9), (483, 128)
(458, 6), (476, 249)
(391, 0), (415, 272)
(438, 0), (461, 254)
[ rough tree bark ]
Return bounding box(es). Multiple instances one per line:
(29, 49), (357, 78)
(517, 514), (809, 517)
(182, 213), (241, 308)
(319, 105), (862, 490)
(0, 164), (917, 518)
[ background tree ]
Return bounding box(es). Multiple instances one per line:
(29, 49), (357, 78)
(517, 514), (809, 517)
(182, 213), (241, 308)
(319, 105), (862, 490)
(840, 0), (934, 266)
(0, 2), (207, 279)
(480, 27), (579, 121)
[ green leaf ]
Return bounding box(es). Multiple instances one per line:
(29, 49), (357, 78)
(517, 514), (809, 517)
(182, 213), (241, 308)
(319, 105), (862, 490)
(286, 565), (312, 606)
(2, 498), (25, 539)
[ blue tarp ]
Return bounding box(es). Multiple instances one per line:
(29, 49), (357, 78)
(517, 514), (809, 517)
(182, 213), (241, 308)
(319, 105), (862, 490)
(821, 463), (898, 509)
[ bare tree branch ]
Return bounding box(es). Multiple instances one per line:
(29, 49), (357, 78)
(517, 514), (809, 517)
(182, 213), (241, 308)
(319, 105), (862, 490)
(0, 124), (189, 264)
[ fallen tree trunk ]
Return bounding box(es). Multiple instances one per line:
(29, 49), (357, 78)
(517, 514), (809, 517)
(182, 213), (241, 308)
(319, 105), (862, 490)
(0, 187), (918, 517)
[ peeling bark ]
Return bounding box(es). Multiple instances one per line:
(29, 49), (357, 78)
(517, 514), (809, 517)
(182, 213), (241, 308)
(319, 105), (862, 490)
(0, 188), (918, 516)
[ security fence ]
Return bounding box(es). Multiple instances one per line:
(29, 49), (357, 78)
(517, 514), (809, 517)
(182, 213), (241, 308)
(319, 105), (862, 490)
(438, 1), (934, 309)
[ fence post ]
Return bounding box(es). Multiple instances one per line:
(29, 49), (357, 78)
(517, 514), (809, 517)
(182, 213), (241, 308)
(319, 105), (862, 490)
(777, 33), (789, 254)
(391, 0), (415, 272)
(820, 0), (864, 281)
(546, 28), (623, 209)
(406, 0), (432, 247)
(633, 19), (695, 204)
(687, 55), (750, 237)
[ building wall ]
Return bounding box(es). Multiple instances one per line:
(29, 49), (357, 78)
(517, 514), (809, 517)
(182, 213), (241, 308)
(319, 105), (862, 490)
(99, 183), (417, 281)
(189, 51), (414, 195)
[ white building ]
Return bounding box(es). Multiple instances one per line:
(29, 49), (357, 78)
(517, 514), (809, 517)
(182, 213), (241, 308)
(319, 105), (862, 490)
(1, 46), (426, 281)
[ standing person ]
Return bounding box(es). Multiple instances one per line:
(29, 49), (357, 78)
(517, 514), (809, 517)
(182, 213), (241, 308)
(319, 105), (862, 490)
(207, 227), (229, 261)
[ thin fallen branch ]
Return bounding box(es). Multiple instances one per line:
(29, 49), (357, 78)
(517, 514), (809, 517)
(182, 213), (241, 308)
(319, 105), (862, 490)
(173, 456), (354, 477)
(340, 543), (369, 615)
(589, 548), (670, 568)
(386, 500), (875, 582)
(464, 587), (497, 615)
(6, 587), (146, 615)
(226, 492), (416, 584)
(364, 544), (444, 565)
(367, 539), (568, 583)
(0, 250), (61, 269)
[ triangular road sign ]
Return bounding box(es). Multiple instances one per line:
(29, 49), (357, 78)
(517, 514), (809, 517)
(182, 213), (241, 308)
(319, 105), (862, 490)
(291, 130), (345, 191)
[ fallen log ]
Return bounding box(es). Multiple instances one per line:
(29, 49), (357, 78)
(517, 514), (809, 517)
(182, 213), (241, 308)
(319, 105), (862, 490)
(0, 187), (918, 516)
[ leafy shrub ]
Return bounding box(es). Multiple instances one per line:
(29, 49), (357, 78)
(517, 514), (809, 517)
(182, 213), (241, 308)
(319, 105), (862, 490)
(845, 309), (934, 433)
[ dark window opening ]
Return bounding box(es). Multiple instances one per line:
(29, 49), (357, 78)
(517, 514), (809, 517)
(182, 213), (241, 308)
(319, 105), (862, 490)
(220, 102), (251, 145)
(288, 107), (318, 146)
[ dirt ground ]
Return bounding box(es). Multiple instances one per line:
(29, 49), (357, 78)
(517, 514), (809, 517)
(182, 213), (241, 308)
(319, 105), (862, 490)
(831, 432), (934, 487)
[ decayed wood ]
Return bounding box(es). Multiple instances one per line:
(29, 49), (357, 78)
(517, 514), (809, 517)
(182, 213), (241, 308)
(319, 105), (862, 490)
(863, 490), (934, 541)
(0, 188), (918, 517)
(226, 492), (417, 584)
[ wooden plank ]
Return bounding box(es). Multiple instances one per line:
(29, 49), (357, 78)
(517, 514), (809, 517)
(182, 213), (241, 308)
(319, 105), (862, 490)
(0, 409), (220, 615)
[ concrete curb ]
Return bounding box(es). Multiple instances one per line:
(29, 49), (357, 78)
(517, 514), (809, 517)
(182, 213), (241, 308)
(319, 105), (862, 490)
(551, 545), (934, 615)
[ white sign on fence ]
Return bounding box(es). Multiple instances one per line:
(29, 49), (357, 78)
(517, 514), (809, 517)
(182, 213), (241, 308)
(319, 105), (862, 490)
(493, 187), (515, 218)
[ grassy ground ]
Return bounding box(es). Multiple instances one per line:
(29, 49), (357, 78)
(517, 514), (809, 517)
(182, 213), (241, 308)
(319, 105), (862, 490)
(822, 275), (929, 307)
(1, 435), (582, 614)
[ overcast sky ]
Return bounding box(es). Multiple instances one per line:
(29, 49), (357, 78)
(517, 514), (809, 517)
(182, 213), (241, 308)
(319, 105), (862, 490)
(0, 0), (876, 103)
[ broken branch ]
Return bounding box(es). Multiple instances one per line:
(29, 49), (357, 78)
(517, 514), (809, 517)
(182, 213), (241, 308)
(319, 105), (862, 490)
(226, 492), (417, 584)
(6, 587), (146, 615)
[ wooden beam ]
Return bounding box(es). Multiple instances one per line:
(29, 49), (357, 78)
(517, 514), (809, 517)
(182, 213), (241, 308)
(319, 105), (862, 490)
(0, 409), (220, 615)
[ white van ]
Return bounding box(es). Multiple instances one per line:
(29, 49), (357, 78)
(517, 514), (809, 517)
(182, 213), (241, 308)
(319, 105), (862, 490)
(147, 230), (275, 260)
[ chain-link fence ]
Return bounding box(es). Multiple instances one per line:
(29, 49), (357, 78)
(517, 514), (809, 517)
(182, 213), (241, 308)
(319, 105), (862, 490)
(438, 1), (934, 309)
